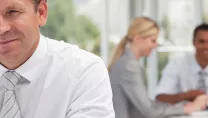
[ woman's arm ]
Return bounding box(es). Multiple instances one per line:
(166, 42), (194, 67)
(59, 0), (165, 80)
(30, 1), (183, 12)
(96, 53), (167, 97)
(119, 62), (184, 118)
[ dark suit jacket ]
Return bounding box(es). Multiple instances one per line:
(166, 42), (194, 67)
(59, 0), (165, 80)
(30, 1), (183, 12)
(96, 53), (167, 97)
(109, 47), (184, 118)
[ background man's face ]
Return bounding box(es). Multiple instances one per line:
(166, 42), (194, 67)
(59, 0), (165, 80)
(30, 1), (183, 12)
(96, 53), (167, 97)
(0, 0), (47, 65)
(194, 30), (208, 61)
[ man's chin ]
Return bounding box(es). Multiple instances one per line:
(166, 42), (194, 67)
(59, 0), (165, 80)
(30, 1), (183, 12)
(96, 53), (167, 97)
(204, 56), (208, 61)
(0, 50), (20, 60)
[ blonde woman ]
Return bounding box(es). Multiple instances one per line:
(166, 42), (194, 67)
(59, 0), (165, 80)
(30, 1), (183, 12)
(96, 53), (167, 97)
(108, 17), (208, 118)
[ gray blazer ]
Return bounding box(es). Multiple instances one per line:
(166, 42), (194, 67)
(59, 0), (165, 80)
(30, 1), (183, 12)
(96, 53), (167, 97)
(109, 47), (184, 118)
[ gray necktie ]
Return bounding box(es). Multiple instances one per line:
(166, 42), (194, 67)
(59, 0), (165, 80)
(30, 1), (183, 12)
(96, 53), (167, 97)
(197, 71), (208, 92)
(0, 71), (21, 118)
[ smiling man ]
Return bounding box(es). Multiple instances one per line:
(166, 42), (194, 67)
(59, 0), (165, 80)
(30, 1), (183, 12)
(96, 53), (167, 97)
(156, 24), (208, 105)
(0, 0), (114, 118)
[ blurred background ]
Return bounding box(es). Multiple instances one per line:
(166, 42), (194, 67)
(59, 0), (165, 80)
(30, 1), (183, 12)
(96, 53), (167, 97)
(40, 0), (208, 99)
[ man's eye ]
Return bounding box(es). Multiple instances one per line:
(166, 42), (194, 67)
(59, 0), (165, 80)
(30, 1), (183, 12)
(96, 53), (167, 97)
(7, 10), (18, 15)
(199, 40), (205, 44)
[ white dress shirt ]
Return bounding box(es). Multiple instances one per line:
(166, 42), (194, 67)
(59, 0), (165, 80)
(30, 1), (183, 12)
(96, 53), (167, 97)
(156, 53), (208, 98)
(0, 34), (115, 118)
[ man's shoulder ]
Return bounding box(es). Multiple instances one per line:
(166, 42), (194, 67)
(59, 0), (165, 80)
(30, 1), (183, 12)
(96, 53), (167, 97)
(45, 37), (103, 67)
(169, 52), (195, 65)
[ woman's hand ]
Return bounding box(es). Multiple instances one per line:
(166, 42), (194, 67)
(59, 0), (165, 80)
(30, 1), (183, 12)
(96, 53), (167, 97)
(184, 94), (208, 114)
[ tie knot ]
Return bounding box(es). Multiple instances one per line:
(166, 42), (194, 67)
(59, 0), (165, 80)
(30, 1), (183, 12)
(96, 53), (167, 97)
(1, 71), (20, 90)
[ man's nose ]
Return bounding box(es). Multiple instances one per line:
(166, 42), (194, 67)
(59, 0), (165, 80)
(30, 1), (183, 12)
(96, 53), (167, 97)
(0, 17), (11, 35)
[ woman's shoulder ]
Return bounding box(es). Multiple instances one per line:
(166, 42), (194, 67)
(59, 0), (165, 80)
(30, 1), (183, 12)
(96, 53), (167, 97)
(112, 55), (141, 73)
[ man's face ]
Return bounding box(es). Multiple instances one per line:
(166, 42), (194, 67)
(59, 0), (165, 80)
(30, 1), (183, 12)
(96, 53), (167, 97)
(0, 0), (47, 66)
(194, 30), (208, 61)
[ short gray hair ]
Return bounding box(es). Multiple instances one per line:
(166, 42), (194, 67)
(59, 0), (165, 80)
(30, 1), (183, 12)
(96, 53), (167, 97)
(33, 0), (47, 11)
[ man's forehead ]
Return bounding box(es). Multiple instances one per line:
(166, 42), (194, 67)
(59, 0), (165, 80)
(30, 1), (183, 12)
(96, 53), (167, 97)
(0, 0), (28, 10)
(0, 0), (29, 13)
(196, 30), (208, 37)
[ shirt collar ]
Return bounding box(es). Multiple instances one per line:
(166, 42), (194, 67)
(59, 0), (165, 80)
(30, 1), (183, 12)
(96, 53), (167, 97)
(0, 34), (47, 83)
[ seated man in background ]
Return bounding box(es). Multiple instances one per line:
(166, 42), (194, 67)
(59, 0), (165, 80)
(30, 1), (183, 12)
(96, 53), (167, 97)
(156, 24), (208, 104)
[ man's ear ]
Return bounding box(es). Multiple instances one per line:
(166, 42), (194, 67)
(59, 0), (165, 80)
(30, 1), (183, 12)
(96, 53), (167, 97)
(37, 1), (48, 26)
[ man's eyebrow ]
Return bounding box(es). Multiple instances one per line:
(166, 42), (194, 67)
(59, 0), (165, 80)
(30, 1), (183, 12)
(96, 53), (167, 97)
(4, 3), (26, 12)
(198, 38), (207, 41)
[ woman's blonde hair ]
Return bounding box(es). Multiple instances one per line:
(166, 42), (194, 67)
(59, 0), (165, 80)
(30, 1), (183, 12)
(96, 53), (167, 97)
(108, 17), (159, 71)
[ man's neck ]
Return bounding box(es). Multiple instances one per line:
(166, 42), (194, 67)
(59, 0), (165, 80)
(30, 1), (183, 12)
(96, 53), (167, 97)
(196, 55), (208, 69)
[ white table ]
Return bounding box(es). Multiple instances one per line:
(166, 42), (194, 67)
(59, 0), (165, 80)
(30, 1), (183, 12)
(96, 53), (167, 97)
(170, 116), (192, 118)
(170, 116), (197, 118)
(171, 116), (207, 118)
(170, 111), (208, 118)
